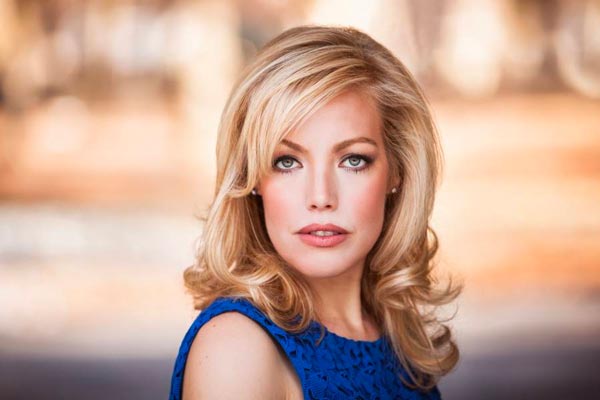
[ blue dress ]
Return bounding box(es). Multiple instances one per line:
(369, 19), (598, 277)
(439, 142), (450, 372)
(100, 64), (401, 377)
(169, 296), (442, 400)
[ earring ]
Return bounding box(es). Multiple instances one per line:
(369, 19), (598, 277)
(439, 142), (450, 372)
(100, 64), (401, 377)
(391, 187), (398, 194)
(251, 188), (257, 196)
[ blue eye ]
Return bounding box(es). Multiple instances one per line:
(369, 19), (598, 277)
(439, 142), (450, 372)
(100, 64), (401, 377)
(273, 156), (298, 174)
(346, 156), (362, 166)
(342, 154), (372, 173)
(272, 154), (374, 174)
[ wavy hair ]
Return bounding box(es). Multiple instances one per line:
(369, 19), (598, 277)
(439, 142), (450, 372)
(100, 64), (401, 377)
(183, 24), (463, 391)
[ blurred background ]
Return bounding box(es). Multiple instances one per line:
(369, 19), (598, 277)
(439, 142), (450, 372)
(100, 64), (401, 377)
(0, 0), (599, 399)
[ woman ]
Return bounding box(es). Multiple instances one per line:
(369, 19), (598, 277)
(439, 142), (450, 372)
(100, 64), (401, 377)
(169, 25), (463, 400)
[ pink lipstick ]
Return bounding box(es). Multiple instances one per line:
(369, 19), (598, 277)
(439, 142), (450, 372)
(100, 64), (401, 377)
(296, 223), (349, 248)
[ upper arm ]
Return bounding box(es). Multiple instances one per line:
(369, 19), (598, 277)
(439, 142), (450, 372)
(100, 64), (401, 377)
(182, 311), (287, 400)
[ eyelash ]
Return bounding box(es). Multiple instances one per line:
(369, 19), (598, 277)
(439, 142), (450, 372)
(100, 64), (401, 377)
(272, 154), (374, 175)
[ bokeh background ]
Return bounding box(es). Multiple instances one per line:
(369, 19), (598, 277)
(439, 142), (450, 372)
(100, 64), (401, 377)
(1, 0), (599, 399)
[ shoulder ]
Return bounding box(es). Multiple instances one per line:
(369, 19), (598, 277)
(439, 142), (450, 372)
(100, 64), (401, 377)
(182, 310), (288, 400)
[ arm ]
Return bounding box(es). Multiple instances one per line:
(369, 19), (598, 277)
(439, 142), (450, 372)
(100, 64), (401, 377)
(182, 311), (287, 400)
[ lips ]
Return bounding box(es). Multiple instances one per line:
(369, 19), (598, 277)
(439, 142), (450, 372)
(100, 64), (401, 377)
(296, 223), (349, 248)
(296, 223), (349, 234)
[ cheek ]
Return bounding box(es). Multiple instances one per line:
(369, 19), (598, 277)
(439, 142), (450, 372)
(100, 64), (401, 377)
(348, 171), (388, 233)
(263, 192), (290, 227)
(260, 179), (298, 235)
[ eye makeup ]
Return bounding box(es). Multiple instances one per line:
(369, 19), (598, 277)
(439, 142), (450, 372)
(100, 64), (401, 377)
(272, 153), (375, 175)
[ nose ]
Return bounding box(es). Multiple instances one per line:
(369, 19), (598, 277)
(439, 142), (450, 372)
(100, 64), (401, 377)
(306, 164), (337, 211)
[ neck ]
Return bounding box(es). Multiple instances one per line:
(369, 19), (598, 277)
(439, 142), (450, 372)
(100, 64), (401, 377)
(305, 260), (379, 340)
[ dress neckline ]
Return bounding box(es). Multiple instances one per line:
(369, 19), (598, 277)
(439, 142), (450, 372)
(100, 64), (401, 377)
(310, 320), (385, 345)
(221, 296), (386, 345)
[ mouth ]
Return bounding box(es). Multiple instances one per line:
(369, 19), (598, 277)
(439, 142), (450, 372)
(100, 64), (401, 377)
(295, 223), (349, 247)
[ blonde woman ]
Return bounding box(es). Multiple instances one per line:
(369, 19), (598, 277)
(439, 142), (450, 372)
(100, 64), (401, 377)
(169, 25), (462, 400)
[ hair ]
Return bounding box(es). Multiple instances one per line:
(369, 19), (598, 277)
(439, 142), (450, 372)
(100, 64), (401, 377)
(183, 24), (464, 391)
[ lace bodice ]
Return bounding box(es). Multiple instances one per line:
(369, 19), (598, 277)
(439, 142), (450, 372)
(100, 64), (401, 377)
(169, 296), (442, 399)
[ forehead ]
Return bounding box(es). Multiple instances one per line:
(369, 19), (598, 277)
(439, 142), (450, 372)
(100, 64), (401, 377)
(280, 89), (383, 148)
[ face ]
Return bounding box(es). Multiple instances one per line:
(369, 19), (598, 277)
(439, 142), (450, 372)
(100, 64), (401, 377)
(256, 89), (398, 282)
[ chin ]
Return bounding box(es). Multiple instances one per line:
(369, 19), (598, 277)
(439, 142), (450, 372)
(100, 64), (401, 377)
(286, 255), (358, 280)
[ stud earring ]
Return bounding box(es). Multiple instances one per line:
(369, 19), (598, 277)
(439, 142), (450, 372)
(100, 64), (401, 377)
(251, 188), (258, 196)
(391, 187), (398, 194)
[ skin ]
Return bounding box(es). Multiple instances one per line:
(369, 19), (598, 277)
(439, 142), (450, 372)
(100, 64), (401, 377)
(183, 311), (299, 400)
(256, 89), (400, 339)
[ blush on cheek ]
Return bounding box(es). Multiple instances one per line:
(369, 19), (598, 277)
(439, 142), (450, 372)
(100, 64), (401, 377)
(352, 174), (388, 234)
(263, 194), (285, 227)
(261, 182), (299, 242)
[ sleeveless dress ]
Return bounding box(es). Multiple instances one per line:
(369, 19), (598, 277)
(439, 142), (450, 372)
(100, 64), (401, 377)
(169, 296), (442, 400)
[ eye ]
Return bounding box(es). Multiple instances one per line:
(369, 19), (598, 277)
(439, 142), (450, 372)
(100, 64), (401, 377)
(272, 153), (374, 175)
(341, 154), (373, 173)
(273, 155), (299, 174)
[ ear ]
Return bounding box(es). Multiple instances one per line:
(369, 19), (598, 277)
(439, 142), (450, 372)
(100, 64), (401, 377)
(388, 175), (401, 193)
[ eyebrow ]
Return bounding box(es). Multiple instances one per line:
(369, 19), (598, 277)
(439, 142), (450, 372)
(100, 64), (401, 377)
(279, 137), (378, 153)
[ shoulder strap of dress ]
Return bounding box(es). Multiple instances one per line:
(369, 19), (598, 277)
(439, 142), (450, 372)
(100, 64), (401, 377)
(168, 296), (310, 400)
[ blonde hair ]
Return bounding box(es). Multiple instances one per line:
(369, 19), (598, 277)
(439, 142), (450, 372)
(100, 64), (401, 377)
(183, 24), (463, 391)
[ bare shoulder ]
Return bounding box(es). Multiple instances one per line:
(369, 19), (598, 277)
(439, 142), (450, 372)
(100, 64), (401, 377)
(182, 311), (287, 400)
